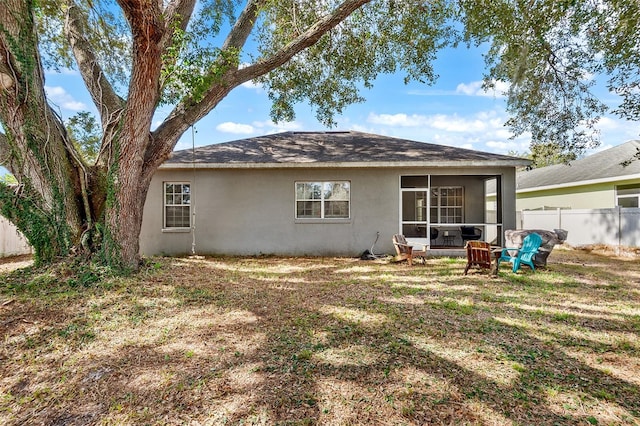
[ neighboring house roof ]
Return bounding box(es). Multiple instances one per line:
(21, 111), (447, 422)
(163, 131), (529, 169)
(516, 140), (640, 192)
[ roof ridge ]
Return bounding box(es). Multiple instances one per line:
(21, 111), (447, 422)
(165, 131), (528, 167)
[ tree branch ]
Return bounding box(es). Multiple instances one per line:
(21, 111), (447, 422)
(178, 0), (265, 111)
(144, 0), (265, 174)
(161, 0), (197, 48)
(221, 0), (264, 53)
(235, 0), (371, 85)
(148, 0), (371, 174)
(64, 0), (124, 123)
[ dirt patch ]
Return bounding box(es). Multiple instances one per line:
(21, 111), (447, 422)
(0, 254), (33, 273)
(570, 243), (640, 258)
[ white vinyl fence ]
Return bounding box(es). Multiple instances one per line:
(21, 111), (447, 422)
(517, 207), (640, 247)
(0, 215), (32, 257)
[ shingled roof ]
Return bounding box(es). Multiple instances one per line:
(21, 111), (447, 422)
(516, 140), (640, 191)
(163, 131), (528, 169)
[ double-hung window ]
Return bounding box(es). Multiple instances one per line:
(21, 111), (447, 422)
(616, 184), (640, 208)
(164, 182), (191, 228)
(296, 181), (350, 219)
(430, 186), (464, 223)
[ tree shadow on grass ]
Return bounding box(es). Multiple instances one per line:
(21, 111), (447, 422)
(1, 255), (639, 425)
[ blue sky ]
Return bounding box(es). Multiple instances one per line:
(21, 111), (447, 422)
(40, 43), (639, 160)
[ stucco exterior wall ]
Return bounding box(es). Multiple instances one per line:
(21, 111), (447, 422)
(516, 183), (615, 211)
(140, 166), (518, 257)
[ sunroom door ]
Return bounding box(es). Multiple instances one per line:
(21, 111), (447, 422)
(400, 176), (430, 246)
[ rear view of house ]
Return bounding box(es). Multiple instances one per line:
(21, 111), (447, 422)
(140, 131), (528, 257)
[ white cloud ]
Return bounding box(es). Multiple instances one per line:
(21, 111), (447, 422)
(486, 138), (530, 153)
(580, 70), (595, 82)
(45, 68), (79, 76)
(241, 80), (263, 91)
(581, 114), (639, 145)
(367, 112), (503, 133)
(595, 116), (619, 130)
(406, 80), (509, 100)
(456, 80), (509, 98)
(216, 122), (255, 134)
(455, 81), (483, 96)
(45, 86), (86, 111)
(429, 114), (487, 132)
(363, 109), (534, 154)
(367, 113), (429, 127)
(494, 128), (514, 139)
(485, 140), (517, 151)
(215, 120), (305, 136)
(253, 120), (302, 132)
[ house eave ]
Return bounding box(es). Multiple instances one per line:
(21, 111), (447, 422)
(160, 160), (529, 170)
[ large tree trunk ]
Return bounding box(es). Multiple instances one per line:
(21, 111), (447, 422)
(0, 0), (180, 270)
(0, 0), (84, 263)
(100, 0), (166, 269)
(0, 0), (166, 270)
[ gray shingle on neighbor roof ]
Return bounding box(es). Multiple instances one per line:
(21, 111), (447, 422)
(516, 140), (640, 190)
(166, 131), (527, 166)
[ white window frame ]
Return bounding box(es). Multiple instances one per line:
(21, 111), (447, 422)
(163, 182), (191, 229)
(616, 184), (640, 208)
(295, 181), (350, 219)
(430, 186), (464, 224)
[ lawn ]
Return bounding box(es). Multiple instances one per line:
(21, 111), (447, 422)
(1, 248), (639, 425)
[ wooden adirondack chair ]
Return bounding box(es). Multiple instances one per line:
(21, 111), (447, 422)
(392, 234), (426, 266)
(497, 232), (543, 273)
(463, 241), (492, 275)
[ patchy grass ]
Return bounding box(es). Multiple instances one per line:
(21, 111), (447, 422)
(1, 248), (639, 425)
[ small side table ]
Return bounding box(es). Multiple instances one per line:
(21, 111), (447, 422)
(442, 231), (456, 246)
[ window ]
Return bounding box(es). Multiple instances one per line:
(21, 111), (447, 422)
(616, 184), (640, 208)
(296, 181), (350, 219)
(164, 182), (191, 228)
(430, 186), (463, 223)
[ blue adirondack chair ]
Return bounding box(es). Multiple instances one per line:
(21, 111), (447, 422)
(497, 233), (543, 273)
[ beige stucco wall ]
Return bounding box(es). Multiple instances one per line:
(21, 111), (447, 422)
(140, 166), (518, 257)
(516, 183), (615, 211)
